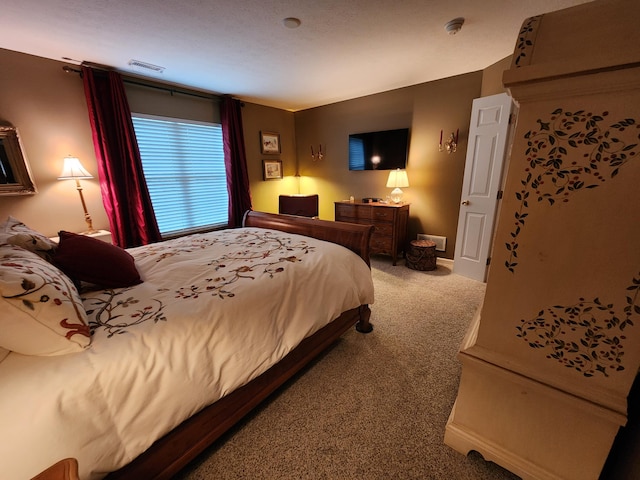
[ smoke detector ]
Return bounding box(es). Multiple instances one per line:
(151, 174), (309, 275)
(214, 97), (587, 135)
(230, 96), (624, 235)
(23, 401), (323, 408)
(444, 17), (464, 35)
(283, 17), (301, 29)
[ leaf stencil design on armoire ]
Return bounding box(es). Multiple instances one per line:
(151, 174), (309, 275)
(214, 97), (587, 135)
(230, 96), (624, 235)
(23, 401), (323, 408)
(506, 110), (639, 274)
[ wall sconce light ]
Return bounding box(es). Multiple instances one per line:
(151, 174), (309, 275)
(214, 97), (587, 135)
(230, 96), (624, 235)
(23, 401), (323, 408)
(386, 168), (409, 204)
(439, 129), (459, 154)
(58, 155), (98, 234)
(310, 144), (324, 161)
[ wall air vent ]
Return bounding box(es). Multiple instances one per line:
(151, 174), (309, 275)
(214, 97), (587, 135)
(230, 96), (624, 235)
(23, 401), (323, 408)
(128, 60), (165, 73)
(417, 234), (447, 252)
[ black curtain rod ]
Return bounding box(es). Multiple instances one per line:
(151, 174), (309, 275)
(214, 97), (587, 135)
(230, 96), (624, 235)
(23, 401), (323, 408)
(62, 65), (219, 102)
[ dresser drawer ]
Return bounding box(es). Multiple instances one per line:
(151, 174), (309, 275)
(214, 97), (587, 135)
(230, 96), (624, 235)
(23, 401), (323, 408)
(335, 203), (371, 222)
(372, 207), (395, 221)
(371, 234), (392, 252)
(372, 223), (393, 237)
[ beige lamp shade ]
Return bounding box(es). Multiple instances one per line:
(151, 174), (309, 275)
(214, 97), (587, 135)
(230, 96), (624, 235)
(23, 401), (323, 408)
(58, 156), (93, 180)
(386, 169), (409, 203)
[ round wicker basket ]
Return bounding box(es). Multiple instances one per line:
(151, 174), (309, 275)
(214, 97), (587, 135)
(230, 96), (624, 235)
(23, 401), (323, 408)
(405, 239), (437, 271)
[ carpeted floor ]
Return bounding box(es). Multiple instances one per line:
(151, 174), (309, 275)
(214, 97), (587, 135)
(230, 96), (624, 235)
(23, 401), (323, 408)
(175, 256), (521, 480)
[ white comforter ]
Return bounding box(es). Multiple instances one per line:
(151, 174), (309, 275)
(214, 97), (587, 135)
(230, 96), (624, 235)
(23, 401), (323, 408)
(0, 228), (374, 479)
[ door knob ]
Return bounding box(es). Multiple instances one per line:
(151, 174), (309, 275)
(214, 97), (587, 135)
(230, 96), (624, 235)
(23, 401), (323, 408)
(461, 200), (470, 206)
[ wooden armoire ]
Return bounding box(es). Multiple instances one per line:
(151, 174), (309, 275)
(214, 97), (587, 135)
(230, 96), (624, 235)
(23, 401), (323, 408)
(445, 1), (640, 478)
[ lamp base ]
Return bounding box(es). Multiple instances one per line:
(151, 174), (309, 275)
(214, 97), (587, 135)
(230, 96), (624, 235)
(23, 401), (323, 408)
(390, 187), (404, 204)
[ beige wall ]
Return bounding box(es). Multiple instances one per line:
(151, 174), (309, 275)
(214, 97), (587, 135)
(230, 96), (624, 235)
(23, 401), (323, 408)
(1, 46), (510, 259)
(240, 102), (297, 214)
(0, 49), (109, 237)
(244, 64), (510, 259)
(291, 73), (482, 259)
(481, 55), (512, 97)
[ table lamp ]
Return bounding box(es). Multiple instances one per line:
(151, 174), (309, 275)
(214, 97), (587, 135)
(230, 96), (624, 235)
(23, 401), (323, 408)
(386, 169), (409, 203)
(58, 155), (98, 234)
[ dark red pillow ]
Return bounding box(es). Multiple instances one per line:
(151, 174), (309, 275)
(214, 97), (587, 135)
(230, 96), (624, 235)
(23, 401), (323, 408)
(53, 231), (142, 288)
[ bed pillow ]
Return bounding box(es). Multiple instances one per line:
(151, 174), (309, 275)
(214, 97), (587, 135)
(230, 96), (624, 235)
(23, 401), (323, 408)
(52, 231), (142, 288)
(0, 216), (57, 260)
(0, 244), (91, 356)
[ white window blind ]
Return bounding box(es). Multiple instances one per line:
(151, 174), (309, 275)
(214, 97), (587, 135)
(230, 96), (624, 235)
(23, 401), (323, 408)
(132, 114), (228, 237)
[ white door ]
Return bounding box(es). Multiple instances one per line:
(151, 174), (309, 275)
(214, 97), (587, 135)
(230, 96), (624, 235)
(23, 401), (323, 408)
(453, 93), (514, 282)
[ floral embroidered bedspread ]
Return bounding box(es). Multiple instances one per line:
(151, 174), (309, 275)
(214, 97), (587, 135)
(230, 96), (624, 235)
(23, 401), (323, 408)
(0, 228), (374, 480)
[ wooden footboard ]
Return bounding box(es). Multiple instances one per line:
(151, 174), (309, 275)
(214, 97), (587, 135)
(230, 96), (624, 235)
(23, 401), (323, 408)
(105, 212), (374, 479)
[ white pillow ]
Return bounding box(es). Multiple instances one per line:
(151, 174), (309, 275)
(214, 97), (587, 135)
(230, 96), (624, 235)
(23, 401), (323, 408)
(0, 244), (91, 356)
(0, 216), (57, 260)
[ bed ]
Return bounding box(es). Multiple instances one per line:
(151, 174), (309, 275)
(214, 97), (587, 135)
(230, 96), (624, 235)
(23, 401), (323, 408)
(0, 211), (375, 480)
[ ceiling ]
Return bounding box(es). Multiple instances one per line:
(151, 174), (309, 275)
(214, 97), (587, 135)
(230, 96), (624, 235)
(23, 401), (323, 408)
(3, 0), (593, 112)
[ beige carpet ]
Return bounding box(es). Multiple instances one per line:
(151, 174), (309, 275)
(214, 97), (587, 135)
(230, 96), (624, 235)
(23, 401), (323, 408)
(175, 256), (521, 480)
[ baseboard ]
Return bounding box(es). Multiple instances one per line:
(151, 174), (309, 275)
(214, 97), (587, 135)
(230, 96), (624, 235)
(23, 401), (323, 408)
(436, 257), (453, 268)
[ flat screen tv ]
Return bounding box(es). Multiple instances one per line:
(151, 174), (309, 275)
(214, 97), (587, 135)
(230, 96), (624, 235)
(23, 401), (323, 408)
(348, 128), (409, 171)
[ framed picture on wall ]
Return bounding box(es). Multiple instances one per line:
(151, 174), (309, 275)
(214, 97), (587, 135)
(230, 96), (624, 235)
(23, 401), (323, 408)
(0, 126), (37, 195)
(262, 159), (283, 180)
(260, 131), (281, 154)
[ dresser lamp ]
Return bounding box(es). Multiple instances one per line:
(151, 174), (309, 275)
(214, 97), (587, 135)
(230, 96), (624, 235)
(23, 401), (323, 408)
(58, 155), (99, 234)
(386, 169), (409, 204)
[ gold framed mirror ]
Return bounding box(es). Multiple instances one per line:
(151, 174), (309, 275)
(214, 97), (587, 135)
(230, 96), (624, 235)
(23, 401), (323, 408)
(0, 126), (36, 195)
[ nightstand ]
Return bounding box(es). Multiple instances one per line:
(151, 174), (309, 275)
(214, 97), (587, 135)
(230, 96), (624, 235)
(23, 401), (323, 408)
(50, 230), (112, 245)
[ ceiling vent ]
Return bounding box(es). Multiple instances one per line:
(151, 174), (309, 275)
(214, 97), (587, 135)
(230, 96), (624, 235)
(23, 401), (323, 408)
(128, 59), (165, 73)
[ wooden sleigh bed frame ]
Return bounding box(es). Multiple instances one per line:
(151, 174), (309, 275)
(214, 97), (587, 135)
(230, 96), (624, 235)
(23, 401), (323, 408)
(96, 211), (375, 480)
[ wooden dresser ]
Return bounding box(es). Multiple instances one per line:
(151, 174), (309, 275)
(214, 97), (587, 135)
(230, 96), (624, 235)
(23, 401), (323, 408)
(335, 201), (409, 265)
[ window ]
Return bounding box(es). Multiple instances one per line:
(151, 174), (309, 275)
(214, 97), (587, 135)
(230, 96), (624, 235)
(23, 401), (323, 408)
(132, 114), (228, 238)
